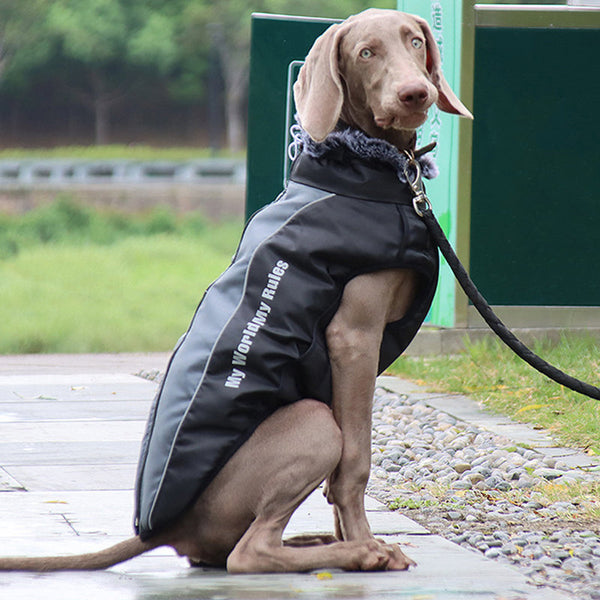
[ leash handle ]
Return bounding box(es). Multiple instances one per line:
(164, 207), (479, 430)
(403, 158), (600, 402)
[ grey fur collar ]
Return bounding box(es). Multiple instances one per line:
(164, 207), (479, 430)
(289, 124), (438, 183)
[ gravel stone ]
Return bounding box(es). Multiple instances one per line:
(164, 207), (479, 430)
(451, 461), (472, 474)
(501, 543), (518, 556)
(446, 511), (463, 521)
(366, 385), (600, 600)
(450, 480), (472, 490)
(533, 467), (564, 481)
(551, 549), (572, 561)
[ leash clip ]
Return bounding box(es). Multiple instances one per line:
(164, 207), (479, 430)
(403, 151), (432, 217)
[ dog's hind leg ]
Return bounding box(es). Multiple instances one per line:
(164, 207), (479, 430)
(171, 398), (340, 570)
(188, 398), (412, 573)
(173, 398), (413, 572)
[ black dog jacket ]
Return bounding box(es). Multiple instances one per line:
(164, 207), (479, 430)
(134, 134), (439, 539)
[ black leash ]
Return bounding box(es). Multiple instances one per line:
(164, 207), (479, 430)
(403, 152), (600, 402)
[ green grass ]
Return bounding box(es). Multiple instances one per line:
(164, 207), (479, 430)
(0, 145), (243, 160)
(0, 199), (242, 354)
(391, 480), (600, 522)
(389, 337), (600, 454)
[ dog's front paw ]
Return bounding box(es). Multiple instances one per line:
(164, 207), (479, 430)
(350, 540), (416, 572)
(382, 543), (417, 571)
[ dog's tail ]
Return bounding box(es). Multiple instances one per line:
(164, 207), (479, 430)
(0, 536), (158, 571)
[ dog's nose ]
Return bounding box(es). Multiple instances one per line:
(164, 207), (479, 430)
(398, 84), (429, 109)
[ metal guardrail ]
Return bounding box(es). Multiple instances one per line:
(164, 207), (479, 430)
(0, 158), (246, 186)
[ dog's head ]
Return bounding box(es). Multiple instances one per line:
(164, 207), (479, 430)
(294, 9), (473, 145)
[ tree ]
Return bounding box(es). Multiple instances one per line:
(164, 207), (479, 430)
(180, 0), (396, 153)
(0, 0), (398, 149)
(45, 0), (180, 144)
(0, 0), (52, 83)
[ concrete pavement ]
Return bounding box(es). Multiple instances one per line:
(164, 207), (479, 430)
(0, 353), (573, 599)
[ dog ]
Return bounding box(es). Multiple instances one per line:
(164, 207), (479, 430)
(0, 9), (471, 574)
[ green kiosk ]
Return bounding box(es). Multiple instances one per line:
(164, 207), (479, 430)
(246, 2), (600, 348)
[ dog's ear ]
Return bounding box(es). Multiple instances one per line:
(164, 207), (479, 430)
(293, 23), (347, 142)
(414, 16), (473, 119)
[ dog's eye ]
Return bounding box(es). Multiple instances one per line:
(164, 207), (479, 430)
(411, 38), (424, 50)
(359, 48), (373, 59)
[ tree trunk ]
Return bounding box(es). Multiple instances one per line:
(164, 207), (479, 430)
(211, 25), (248, 154)
(90, 71), (110, 145)
(94, 97), (110, 145)
(224, 66), (247, 154)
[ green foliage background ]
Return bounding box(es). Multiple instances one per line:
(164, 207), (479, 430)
(0, 198), (242, 354)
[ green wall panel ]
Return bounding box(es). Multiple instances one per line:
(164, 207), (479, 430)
(246, 15), (336, 219)
(470, 27), (600, 306)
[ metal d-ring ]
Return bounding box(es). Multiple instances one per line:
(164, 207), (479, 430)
(412, 192), (432, 217)
(403, 152), (432, 217)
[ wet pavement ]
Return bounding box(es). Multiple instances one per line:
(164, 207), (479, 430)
(0, 353), (572, 599)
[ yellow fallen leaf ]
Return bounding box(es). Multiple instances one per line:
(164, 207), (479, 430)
(315, 571), (333, 580)
(71, 386), (87, 391)
(44, 500), (68, 504)
(516, 404), (547, 414)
